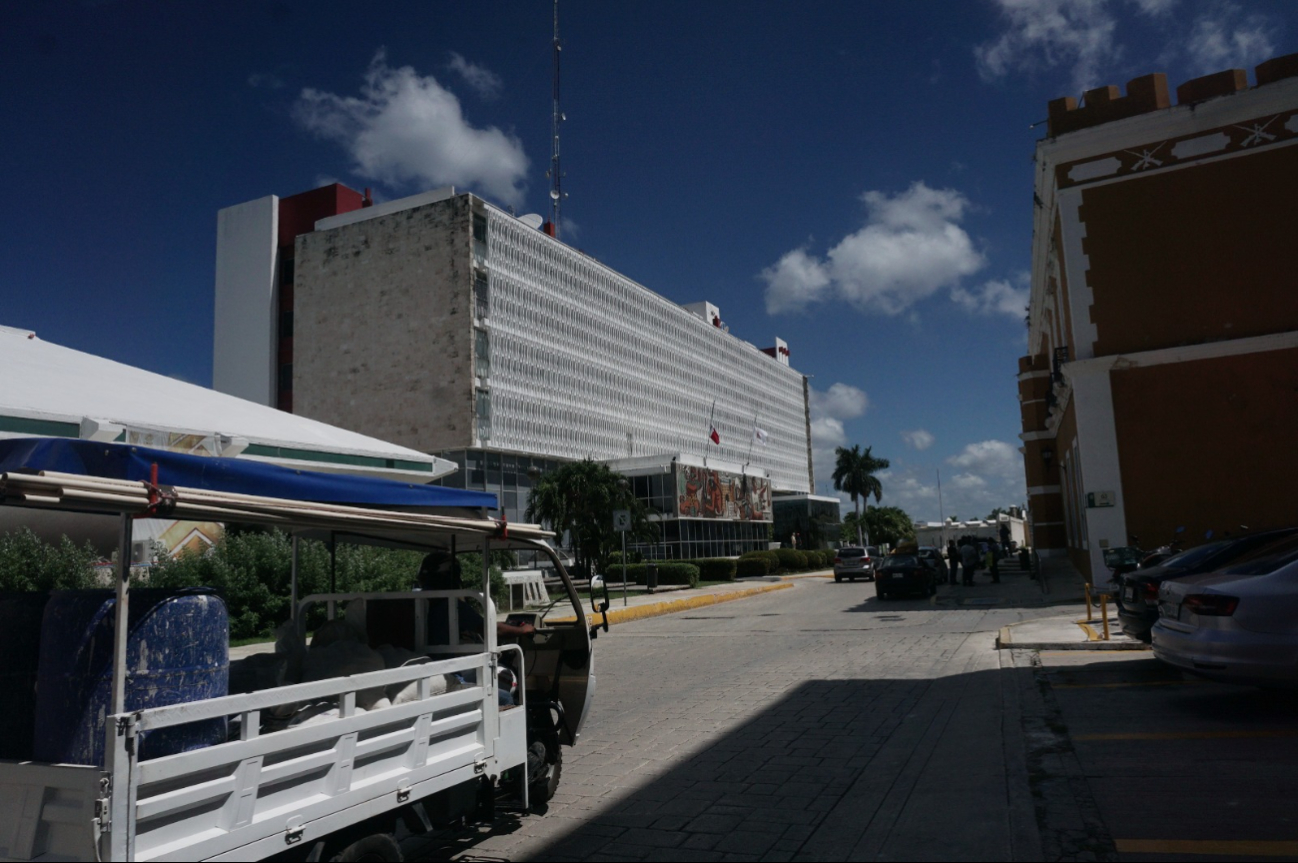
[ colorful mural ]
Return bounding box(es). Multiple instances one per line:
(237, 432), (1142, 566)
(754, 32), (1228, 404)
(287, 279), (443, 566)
(676, 464), (771, 521)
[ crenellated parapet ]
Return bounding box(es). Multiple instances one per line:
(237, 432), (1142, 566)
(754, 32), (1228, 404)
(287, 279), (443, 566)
(1046, 52), (1298, 137)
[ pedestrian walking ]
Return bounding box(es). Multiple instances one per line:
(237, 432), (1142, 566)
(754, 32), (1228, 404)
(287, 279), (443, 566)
(946, 540), (960, 585)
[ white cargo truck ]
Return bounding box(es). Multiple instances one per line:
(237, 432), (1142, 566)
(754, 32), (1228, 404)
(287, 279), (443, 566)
(0, 439), (610, 862)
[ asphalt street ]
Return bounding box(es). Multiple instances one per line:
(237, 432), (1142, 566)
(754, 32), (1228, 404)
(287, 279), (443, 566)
(408, 576), (1073, 861)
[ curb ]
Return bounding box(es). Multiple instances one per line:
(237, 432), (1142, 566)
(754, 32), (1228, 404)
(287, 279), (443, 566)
(996, 618), (1150, 651)
(553, 581), (795, 627)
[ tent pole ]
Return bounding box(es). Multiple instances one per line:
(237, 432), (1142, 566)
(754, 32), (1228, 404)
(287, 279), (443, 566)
(110, 513), (133, 716)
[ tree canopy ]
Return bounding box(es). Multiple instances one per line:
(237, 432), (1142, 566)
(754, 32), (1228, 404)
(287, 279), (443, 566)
(842, 506), (915, 548)
(832, 445), (890, 544)
(524, 459), (656, 580)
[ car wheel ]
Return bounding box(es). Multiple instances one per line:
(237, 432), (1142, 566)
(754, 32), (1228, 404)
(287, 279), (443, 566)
(849, 576), (856, 582)
(877, 590), (888, 601)
(834, 574), (842, 583)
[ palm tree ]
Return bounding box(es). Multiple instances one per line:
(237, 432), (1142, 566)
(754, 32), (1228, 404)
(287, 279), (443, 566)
(525, 459), (655, 580)
(832, 445), (890, 546)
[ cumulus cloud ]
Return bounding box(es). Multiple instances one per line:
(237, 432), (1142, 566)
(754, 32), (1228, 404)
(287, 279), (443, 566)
(809, 382), (869, 420)
(901, 429), (935, 451)
(762, 182), (985, 316)
(1185, 4), (1275, 76)
(951, 273), (1030, 319)
(295, 49), (528, 207)
(947, 440), (1024, 480)
(807, 382), (869, 494)
(447, 52), (503, 99)
(975, 0), (1124, 93)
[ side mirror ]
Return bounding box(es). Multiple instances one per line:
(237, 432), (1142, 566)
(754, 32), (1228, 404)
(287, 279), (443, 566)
(589, 575), (610, 637)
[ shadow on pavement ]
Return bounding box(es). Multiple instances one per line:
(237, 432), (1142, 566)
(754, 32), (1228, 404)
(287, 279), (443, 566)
(410, 664), (1051, 862)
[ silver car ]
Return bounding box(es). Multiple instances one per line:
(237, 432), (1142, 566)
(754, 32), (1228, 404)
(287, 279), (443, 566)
(1152, 534), (1298, 686)
(834, 546), (878, 582)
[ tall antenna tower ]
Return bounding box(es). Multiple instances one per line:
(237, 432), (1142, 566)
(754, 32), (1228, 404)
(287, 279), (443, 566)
(547, 0), (565, 239)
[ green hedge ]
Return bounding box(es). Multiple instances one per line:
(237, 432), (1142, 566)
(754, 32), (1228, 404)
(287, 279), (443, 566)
(740, 550), (780, 572)
(620, 562), (700, 589)
(774, 549), (807, 572)
(682, 558), (737, 582)
(736, 557), (770, 577)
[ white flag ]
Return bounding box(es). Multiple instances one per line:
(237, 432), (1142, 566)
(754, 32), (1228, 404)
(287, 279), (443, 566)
(753, 426), (769, 446)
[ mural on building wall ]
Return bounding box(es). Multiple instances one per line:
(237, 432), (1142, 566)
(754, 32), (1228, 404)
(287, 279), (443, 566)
(676, 465), (771, 521)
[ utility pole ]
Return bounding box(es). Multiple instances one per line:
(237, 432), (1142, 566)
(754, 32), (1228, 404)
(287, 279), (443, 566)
(547, 0), (565, 239)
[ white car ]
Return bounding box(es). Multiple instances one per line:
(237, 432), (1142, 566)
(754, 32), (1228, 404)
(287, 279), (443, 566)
(1152, 536), (1298, 686)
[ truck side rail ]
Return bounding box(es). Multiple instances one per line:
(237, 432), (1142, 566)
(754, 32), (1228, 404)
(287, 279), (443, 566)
(110, 652), (519, 862)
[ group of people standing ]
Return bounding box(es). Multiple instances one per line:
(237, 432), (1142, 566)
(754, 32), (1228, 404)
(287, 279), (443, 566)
(945, 522), (1014, 587)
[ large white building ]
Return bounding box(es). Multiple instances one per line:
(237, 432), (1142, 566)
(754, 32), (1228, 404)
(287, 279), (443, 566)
(214, 184), (818, 558)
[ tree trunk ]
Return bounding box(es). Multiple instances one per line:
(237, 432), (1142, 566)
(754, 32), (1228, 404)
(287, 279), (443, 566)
(856, 497), (863, 547)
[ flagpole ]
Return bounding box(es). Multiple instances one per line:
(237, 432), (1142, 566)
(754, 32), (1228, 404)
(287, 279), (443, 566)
(705, 399), (716, 466)
(745, 413), (758, 467)
(937, 468), (946, 547)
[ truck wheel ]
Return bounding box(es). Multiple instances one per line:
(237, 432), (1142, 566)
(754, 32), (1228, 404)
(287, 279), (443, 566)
(330, 833), (402, 862)
(529, 743), (563, 807)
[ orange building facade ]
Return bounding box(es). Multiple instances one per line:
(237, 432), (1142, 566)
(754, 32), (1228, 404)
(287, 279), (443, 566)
(1020, 53), (1298, 581)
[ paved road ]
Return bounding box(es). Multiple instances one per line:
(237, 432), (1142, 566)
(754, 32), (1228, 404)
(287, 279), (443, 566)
(408, 577), (1070, 861)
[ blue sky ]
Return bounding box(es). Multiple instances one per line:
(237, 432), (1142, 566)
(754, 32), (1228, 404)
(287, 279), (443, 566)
(2, 1), (1292, 521)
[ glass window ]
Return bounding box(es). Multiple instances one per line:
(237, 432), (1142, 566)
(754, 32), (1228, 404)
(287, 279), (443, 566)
(474, 328), (491, 379)
(475, 389), (491, 440)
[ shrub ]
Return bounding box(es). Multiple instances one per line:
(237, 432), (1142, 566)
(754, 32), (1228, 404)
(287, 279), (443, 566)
(736, 557), (770, 577)
(774, 548), (807, 572)
(0, 528), (101, 592)
(624, 562), (699, 589)
(740, 550), (780, 572)
(609, 549), (644, 565)
(685, 558), (737, 582)
(806, 550), (827, 569)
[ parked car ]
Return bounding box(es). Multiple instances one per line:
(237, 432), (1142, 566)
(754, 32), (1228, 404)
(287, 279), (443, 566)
(875, 553), (938, 600)
(1116, 529), (1297, 642)
(917, 546), (949, 583)
(834, 545), (878, 582)
(1152, 535), (1298, 686)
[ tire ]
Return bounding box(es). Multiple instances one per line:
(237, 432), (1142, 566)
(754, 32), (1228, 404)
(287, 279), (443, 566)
(330, 833), (402, 862)
(877, 590), (888, 601)
(834, 573), (842, 583)
(849, 576), (856, 582)
(529, 743), (563, 806)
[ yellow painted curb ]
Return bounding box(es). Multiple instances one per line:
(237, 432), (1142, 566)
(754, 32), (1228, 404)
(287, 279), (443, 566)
(1077, 618), (1101, 641)
(550, 581), (794, 627)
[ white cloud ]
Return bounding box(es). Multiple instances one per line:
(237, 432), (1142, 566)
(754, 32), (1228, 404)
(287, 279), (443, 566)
(762, 182), (985, 316)
(807, 382), (870, 495)
(951, 472), (988, 490)
(1185, 4), (1275, 76)
(761, 249), (831, 315)
(975, 0), (1123, 93)
(947, 439), (1024, 480)
(951, 274), (1030, 319)
(447, 52), (503, 99)
(295, 49), (529, 207)
(809, 382), (869, 420)
(901, 429), (935, 451)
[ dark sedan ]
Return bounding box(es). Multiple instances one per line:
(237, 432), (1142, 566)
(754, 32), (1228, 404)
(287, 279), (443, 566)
(1117, 529), (1297, 642)
(876, 553), (937, 600)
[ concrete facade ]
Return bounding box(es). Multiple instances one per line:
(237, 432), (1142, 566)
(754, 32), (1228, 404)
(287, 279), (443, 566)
(293, 194), (476, 453)
(1021, 53), (1298, 579)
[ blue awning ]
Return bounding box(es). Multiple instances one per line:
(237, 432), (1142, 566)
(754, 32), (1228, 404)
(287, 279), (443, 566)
(0, 438), (496, 510)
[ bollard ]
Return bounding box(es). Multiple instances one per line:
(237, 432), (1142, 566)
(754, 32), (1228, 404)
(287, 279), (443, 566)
(1084, 583), (1093, 620)
(1100, 594), (1110, 640)
(646, 562), (659, 595)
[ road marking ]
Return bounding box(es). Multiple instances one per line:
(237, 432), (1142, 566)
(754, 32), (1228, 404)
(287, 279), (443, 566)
(1075, 729), (1298, 742)
(1116, 838), (1298, 856)
(1051, 679), (1204, 689)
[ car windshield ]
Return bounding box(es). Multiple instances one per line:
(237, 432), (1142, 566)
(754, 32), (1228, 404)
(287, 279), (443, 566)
(1224, 534), (1298, 575)
(866, 547), (879, 556)
(838, 548), (864, 557)
(1159, 540), (1235, 570)
(882, 555), (919, 569)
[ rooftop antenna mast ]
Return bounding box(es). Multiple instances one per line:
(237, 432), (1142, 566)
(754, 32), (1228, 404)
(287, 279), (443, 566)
(547, 0), (565, 239)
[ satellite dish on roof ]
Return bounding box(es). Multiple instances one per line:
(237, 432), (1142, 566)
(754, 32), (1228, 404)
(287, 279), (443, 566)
(518, 213), (544, 229)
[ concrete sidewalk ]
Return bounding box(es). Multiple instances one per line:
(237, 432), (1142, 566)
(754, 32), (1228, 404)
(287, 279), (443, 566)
(551, 573), (804, 626)
(996, 609), (1147, 650)
(935, 552), (1088, 609)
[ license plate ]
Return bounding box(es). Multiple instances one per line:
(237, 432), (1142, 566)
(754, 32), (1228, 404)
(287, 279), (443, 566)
(1125, 587), (1137, 601)
(892, 573), (906, 580)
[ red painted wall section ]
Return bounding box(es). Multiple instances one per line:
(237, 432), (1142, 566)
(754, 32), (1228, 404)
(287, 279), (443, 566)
(275, 184), (364, 412)
(277, 184), (365, 249)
